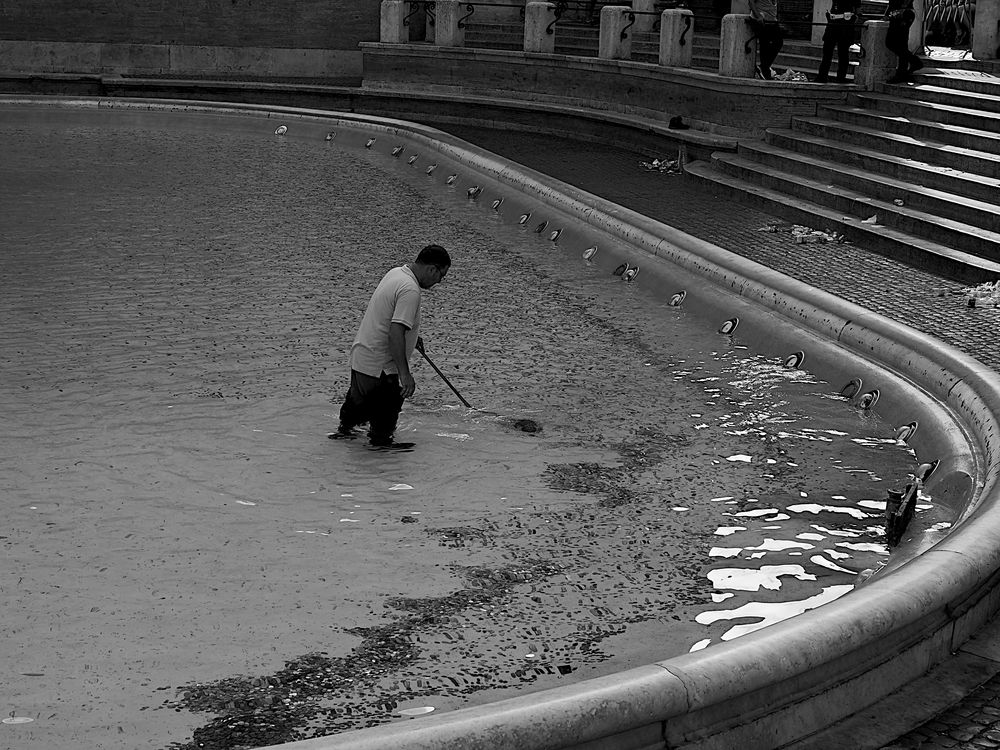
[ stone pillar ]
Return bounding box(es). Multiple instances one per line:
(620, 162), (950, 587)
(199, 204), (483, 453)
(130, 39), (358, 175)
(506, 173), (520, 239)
(719, 13), (756, 77)
(855, 20), (895, 90)
(659, 8), (695, 67)
(424, 4), (435, 42)
(730, 0), (751, 14)
(973, 0), (1000, 60)
(599, 5), (634, 60)
(524, 2), (557, 53)
(811, 0), (826, 45)
(909, 0), (926, 52)
(633, 0), (656, 33)
(435, 0), (465, 46)
(380, 0), (408, 43)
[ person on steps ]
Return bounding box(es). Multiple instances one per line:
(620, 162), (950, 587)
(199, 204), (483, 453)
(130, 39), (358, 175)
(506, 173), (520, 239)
(884, 0), (924, 83)
(749, 0), (785, 80)
(814, 0), (861, 82)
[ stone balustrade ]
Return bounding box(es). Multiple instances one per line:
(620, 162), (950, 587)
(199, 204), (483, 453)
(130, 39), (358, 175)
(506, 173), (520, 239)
(379, 0), (1000, 72)
(435, 0), (466, 47)
(854, 20), (895, 89)
(973, 0), (1000, 61)
(719, 13), (755, 77)
(524, 1), (556, 53)
(660, 8), (695, 68)
(598, 5), (634, 60)
(380, 0), (409, 44)
(633, 0), (657, 34)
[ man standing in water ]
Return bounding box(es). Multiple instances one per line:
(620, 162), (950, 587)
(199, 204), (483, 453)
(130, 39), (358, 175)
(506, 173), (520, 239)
(332, 244), (451, 448)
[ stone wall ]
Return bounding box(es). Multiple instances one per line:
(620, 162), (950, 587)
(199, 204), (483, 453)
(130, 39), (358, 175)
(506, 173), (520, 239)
(0, 0), (376, 49)
(361, 43), (850, 136)
(0, 0), (378, 77)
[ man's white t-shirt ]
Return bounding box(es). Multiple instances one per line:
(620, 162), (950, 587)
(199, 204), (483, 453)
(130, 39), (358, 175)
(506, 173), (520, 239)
(349, 265), (421, 377)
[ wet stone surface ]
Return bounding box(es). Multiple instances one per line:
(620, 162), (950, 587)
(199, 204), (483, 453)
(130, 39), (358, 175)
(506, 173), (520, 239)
(164, 560), (564, 749)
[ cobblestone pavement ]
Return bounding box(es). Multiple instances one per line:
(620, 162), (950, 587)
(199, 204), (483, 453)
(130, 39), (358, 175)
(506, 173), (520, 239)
(882, 678), (1000, 750)
(436, 125), (1000, 749)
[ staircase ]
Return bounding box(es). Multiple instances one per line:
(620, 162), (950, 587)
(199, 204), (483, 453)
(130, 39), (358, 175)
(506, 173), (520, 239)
(686, 65), (1000, 283)
(462, 0), (890, 78)
(462, 24), (866, 79)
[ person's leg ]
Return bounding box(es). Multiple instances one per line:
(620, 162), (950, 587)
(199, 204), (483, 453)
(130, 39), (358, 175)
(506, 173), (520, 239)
(885, 28), (910, 78)
(761, 24), (784, 74)
(816, 29), (837, 81)
(758, 27), (776, 77)
(835, 29), (852, 80)
(368, 373), (405, 445)
(338, 370), (378, 433)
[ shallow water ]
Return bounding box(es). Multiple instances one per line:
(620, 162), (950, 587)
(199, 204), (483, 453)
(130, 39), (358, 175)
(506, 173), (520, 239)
(0, 107), (930, 749)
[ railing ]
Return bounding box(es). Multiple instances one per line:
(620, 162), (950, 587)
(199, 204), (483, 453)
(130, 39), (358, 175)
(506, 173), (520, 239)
(458, 2), (476, 29)
(391, 0), (997, 58)
(382, 0), (907, 80)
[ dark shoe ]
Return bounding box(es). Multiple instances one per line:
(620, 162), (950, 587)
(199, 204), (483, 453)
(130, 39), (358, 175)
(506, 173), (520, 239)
(328, 423), (358, 440)
(756, 65), (773, 80)
(886, 73), (911, 84)
(368, 439), (416, 452)
(812, 75), (829, 83)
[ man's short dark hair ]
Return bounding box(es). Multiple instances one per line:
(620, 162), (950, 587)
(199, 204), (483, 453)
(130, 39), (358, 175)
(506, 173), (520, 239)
(417, 244), (451, 270)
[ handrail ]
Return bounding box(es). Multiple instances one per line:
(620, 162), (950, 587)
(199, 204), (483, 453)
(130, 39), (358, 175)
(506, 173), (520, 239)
(546, 1), (565, 34)
(458, 2), (476, 29)
(620, 10), (636, 40)
(402, 1), (421, 28)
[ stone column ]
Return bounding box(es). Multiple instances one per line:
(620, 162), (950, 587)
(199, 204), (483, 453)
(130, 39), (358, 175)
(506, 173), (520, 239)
(380, 0), (409, 43)
(811, 0), (826, 45)
(855, 20), (895, 90)
(730, 0), (751, 14)
(633, 0), (656, 33)
(659, 8), (695, 67)
(909, 0), (926, 52)
(973, 0), (1000, 60)
(719, 13), (756, 77)
(435, 0), (465, 46)
(524, 2), (556, 53)
(599, 5), (634, 60)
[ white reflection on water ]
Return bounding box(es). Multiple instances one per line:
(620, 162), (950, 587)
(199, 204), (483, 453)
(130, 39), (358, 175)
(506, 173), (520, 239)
(696, 585), (855, 640)
(708, 565), (817, 591)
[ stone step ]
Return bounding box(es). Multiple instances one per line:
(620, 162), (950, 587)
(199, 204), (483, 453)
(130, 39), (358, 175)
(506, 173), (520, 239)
(724, 143), (1000, 253)
(463, 33), (523, 48)
(684, 158), (1000, 283)
(890, 81), (1000, 114)
(821, 103), (1000, 157)
(915, 69), (1000, 97)
(787, 117), (1000, 178)
(852, 91), (1000, 133)
(758, 129), (1000, 205)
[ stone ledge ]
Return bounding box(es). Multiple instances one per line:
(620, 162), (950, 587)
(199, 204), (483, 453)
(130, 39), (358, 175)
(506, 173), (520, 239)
(360, 41), (853, 136)
(0, 40), (362, 78)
